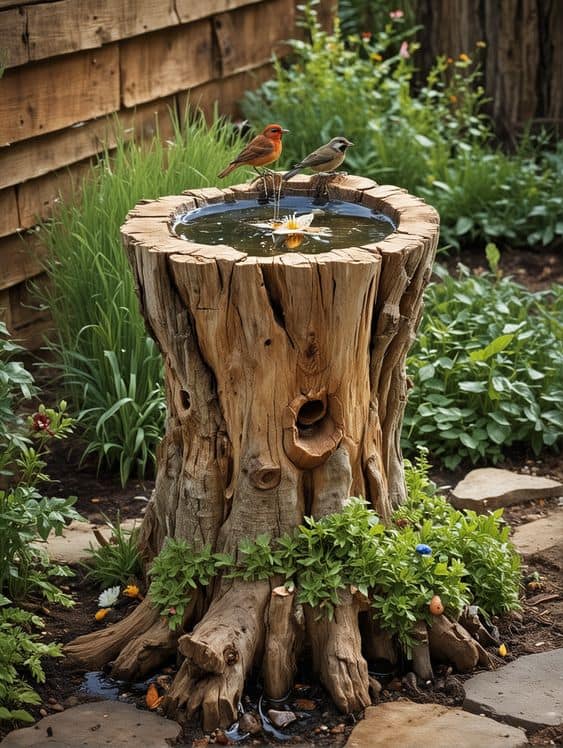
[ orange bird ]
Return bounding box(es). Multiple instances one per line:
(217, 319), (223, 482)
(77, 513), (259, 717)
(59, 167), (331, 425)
(218, 124), (289, 178)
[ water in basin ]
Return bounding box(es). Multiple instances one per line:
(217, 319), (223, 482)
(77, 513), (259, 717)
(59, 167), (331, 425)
(173, 196), (395, 256)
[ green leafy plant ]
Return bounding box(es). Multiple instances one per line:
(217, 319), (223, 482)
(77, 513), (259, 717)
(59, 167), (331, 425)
(148, 540), (232, 630)
(149, 455), (521, 648)
(403, 256), (563, 468)
(0, 325), (80, 606)
(0, 607), (62, 723)
(243, 6), (563, 249)
(83, 514), (142, 589)
(40, 110), (247, 484)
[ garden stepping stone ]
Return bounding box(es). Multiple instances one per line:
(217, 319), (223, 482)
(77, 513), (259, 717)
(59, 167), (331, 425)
(34, 518), (140, 564)
(463, 649), (563, 730)
(0, 700), (182, 747)
(511, 507), (563, 557)
(344, 701), (527, 747)
(451, 468), (562, 512)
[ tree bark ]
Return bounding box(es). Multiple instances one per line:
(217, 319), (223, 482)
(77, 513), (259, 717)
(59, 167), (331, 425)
(65, 175), (439, 728)
(416, 0), (563, 142)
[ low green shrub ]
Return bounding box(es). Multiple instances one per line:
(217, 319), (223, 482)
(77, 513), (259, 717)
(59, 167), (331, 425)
(83, 514), (142, 590)
(0, 607), (62, 723)
(41, 110), (246, 484)
(243, 6), (563, 250)
(403, 252), (563, 468)
(148, 454), (521, 651)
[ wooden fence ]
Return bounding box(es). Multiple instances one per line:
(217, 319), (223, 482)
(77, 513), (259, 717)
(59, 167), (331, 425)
(0, 0), (332, 349)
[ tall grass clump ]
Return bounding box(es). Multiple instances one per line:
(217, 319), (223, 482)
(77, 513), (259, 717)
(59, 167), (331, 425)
(41, 110), (246, 484)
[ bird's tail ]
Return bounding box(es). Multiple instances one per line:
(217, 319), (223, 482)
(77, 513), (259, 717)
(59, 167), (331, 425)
(218, 163), (236, 179)
(282, 166), (302, 181)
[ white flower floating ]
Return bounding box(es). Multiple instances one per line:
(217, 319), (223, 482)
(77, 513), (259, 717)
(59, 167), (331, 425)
(98, 585), (120, 608)
(250, 212), (332, 241)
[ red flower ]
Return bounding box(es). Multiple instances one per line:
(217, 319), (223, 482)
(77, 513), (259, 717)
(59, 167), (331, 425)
(389, 9), (405, 19)
(32, 412), (54, 436)
(361, 31), (372, 41)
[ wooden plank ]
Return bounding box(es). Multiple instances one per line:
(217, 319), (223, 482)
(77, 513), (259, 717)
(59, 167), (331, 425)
(175, 0), (260, 23)
(0, 188), (19, 238)
(26, 0), (179, 64)
(0, 289), (11, 328)
(17, 159), (92, 230)
(179, 63), (273, 121)
(213, 0), (294, 76)
(11, 316), (53, 350)
(0, 8), (28, 67)
(0, 231), (46, 290)
(0, 0), (54, 8)
(8, 271), (49, 329)
(0, 44), (119, 145)
(0, 96), (176, 190)
(120, 20), (214, 107)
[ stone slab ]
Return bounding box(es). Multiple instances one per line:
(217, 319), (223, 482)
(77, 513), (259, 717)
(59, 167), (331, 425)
(451, 468), (562, 512)
(0, 700), (182, 747)
(33, 518), (140, 564)
(511, 508), (563, 557)
(463, 649), (563, 730)
(345, 701), (527, 748)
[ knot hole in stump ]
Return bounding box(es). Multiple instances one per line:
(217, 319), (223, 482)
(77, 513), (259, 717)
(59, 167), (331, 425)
(283, 391), (344, 470)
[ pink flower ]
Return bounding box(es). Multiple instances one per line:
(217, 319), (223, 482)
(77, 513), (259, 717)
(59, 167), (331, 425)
(168, 607), (176, 615)
(390, 9), (404, 20)
(32, 412), (54, 436)
(399, 41), (410, 59)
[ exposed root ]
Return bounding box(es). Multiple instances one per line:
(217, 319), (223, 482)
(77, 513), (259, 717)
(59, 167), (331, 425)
(64, 597), (160, 670)
(411, 620), (434, 681)
(305, 590), (370, 713)
(165, 580), (270, 730)
(428, 615), (480, 672)
(111, 619), (178, 680)
(360, 613), (397, 664)
(262, 580), (305, 699)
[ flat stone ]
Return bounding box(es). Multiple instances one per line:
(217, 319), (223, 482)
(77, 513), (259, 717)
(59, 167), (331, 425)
(463, 649), (563, 730)
(511, 508), (563, 557)
(451, 468), (562, 511)
(345, 701), (527, 747)
(33, 518), (140, 564)
(1, 700), (181, 747)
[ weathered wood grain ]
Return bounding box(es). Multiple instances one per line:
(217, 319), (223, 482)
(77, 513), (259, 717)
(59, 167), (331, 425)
(120, 21), (214, 107)
(0, 97), (175, 190)
(0, 8), (27, 67)
(8, 271), (49, 328)
(17, 159), (92, 231)
(179, 63), (273, 121)
(0, 188), (19, 238)
(175, 0), (260, 23)
(0, 231), (46, 291)
(0, 45), (119, 145)
(214, 0), (294, 76)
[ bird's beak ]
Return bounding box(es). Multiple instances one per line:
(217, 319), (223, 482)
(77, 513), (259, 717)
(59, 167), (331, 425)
(282, 128), (290, 133)
(347, 140), (354, 146)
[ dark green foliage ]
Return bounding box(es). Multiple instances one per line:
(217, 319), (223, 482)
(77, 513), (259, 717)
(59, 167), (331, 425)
(83, 514), (142, 590)
(404, 257), (563, 468)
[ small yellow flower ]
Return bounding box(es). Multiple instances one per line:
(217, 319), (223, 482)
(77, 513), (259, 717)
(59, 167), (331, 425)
(459, 53), (471, 62)
(447, 57), (454, 64)
(123, 584), (141, 598)
(498, 643), (508, 657)
(476, 40), (486, 48)
(95, 608), (109, 621)
(450, 94), (458, 104)
(371, 52), (383, 62)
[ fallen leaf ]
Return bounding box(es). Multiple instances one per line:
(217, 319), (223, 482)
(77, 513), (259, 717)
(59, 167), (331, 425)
(498, 643), (507, 657)
(294, 698), (316, 710)
(123, 584), (140, 599)
(146, 683), (163, 709)
(94, 608), (109, 622)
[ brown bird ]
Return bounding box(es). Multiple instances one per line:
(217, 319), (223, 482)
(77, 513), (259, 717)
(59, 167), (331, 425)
(283, 136), (354, 180)
(218, 124), (289, 179)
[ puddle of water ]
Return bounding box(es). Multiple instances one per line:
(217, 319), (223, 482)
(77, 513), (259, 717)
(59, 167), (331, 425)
(173, 197), (395, 256)
(80, 671), (149, 702)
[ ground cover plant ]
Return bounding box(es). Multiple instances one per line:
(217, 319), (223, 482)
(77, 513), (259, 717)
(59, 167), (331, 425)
(0, 323), (80, 722)
(243, 4), (563, 250)
(403, 248), (563, 468)
(148, 453), (521, 651)
(41, 111), (247, 484)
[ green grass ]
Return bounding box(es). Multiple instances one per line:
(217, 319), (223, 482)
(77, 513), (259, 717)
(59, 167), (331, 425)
(40, 109), (246, 484)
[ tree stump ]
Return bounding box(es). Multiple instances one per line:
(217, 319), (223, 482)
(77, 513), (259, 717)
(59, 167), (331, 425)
(65, 175), (440, 729)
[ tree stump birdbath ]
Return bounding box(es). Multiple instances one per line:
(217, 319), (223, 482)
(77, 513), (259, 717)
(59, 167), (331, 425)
(65, 175), (440, 729)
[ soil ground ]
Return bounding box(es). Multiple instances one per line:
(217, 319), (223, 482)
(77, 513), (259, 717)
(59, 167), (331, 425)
(6, 246), (563, 746)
